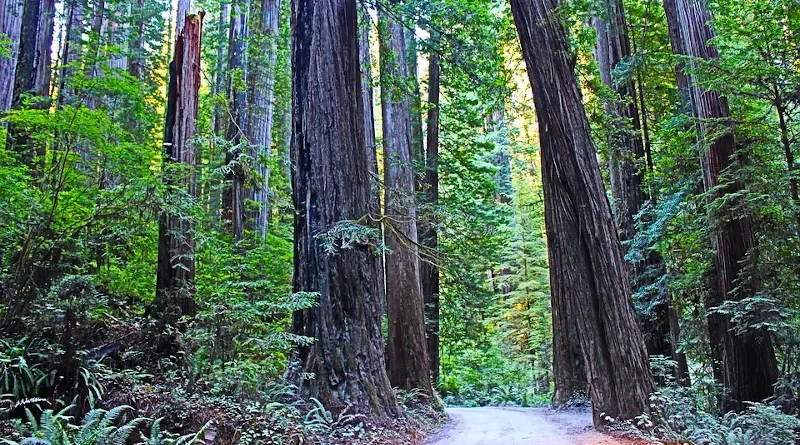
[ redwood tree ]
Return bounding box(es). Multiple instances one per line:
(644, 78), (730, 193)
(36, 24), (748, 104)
(291, 0), (399, 418)
(594, 0), (688, 383)
(1, 0), (23, 112)
(378, 6), (432, 394)
(155, 12), (204, 318)
(420, 45), (440, 384)
(223, 0), (249, 242)
(670, 0), (778, 412)
(359, 7), (385, 306)
(510, 0), (654, 425)
(247, 0), (280, 240)
(7, 0), (54, 171)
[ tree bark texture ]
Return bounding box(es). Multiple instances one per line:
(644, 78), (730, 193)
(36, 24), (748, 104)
(594, 0), (687, 383)
(420, 48), (440, 383)
(359, 8), (386, 308)
(223, 0), (249, 242)
(378, 8), (433, 394)
(155, 13), (204, 318)
(551, 285), (587, 406)
(662, 0), (691, 106)
(7, 0), (54, 171)
(592, 2), (644, 245)
(247, 0), (280, 241)
(406, 32), (424, 190)
(0, 0), (23, 112)
(291, 0), (399, 418)
(176, 0), (190, 37)
(673, 0), (778, 412)
(510, 0), (654, 425)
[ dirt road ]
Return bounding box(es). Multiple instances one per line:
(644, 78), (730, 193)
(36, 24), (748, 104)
(426, 407), (636, 445)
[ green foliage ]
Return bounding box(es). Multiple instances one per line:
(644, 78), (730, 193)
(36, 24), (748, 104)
(2, 405), (208, 445)
(645, 385), (800, 445)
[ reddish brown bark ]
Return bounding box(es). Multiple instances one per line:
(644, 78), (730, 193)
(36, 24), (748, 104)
(420, 48), (441, 384)
(672, 0), (777, 412)
(291, 0), (399, 418)
(378, 7), (432, 394)
(511, 0), (653, 425)
(155, 13), (204, 318)
(359, 7), (386, 307)
(594, 0), (688, 384)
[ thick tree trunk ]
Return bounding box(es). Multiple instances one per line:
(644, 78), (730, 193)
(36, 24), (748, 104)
(7, 0), (54, 171)
(223, 0), (249, 242)
(0, 0), (23, 112)
(155, 13), (204, 318)
(291, 0), (399, 419)
(420, 47), (440, 384)
(551, 289), (587, 406)
(247, 0), (280, 240)
(510, 0), (653, 426)
(378, 8), (433, 394)
(672, 0), (778, 412)
(359, 8), (386, 308)
(594, 0), (687, 383)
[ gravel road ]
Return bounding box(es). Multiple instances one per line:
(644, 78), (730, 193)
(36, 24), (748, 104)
(426, 407), (639, 445)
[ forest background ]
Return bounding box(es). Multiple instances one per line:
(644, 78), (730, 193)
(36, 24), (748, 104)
(1, 0), (800, 443)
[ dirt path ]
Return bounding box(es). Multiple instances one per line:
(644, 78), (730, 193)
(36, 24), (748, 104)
(426, 407), (638, 445)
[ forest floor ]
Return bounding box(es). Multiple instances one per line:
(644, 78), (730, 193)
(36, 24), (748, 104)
(425, 407), (650, 445)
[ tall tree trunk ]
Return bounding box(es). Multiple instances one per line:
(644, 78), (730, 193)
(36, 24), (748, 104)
(176, 0), (190, 36)
(212, 1), (229, 135)
(420, 47), (440, 384)
(107, 2), (128, 71)
(155, 13), (204, 318)
(291, 0), (399, 418)
(592, 3), (644, 245)
(777, 104), (799, 203)
(0, 0), (23, 112)
(551, 290), (588, 407)
(57, 0), (85, 108)
(359, 7), (386, 308)
(510, 0), (653, 426)
(378, 7), (432, 394)
(247, 0), (280, 241)
(662, 0), (690, 107)
(672, 0), (778, 412)
(7, 0), (54, 172)
(490, 109), (513, 203)
(594, 0), (687, 383)
(127, 0), (145, 79)
(223, 0), (249, 242)
(406, 31), (424, 190)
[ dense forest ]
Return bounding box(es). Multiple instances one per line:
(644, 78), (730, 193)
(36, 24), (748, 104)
(2, 0), (800, 442)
